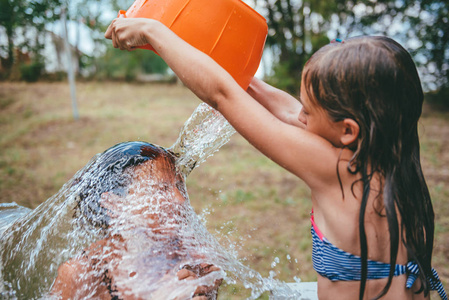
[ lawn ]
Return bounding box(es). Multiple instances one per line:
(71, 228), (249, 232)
(1, 81), (448, 298)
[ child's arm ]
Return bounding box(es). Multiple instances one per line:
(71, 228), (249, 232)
(105, 18), (339, 190)
(105, 18), (236, 105)
(246, 77), (304, 128)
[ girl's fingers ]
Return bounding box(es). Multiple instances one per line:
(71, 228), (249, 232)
(105, 18), (147, 50)
(122, 41), (132, 51)
(105, 18), (122, 48)
(104, 20), (114, 39)
(111, 30), (118, 49)
(110, 20), (132, 50)
(114, 29), (125, 50)
(177, 268), (197, 280)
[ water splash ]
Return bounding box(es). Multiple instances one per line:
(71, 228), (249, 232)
(170, 103), (236, 177)
(0, 104), (301, 299)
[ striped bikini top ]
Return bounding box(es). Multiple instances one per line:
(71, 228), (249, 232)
(310, 213), (448, 300)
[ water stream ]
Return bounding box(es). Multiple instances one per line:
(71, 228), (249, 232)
(0, 103), (300, 299)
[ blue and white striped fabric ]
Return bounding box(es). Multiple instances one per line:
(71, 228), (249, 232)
(311, 225), (447, 299)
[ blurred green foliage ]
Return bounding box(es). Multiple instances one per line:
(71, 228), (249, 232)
(349, 0), (449, 105)
(96, 45), (168, 81)
(425, 86), (449, 110)
(19, 60), (45, 82)
(264, 0), (340, 94)
(0, 0), (62, 74)
(263, 0), (448, 104)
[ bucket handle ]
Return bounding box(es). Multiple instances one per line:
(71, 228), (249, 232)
(118, 10), (127, 18)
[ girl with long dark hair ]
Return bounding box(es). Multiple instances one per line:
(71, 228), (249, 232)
(105, 18), (447, 299)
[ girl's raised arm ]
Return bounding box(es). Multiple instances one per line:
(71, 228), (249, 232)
(104, 18), (339, 190)
(246, 77), (304, 128)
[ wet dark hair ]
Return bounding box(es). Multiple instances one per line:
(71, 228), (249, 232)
(72, 141), (174, 230)
(302, 36), (434, 299)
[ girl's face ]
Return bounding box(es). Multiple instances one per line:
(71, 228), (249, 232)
(298, 80), (343, 148)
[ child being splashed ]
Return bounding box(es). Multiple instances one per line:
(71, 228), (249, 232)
(50, 142), (223, 300)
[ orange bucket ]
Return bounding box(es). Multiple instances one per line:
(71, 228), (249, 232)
(119, 0), (268, 89)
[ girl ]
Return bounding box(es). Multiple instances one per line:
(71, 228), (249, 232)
(105, 18), (447, 299)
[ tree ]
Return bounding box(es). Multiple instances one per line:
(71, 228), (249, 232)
(0, 0), (62, 78)
(0, 0), (26, 72)
(63, 0), (168, 77)
(348, 0), (449, 104)
(255, 0), (349, 94)
(256, 0), (448, 102)
(66, 0), (115, 75)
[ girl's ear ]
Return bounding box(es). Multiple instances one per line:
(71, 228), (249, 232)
(340, 118), (359, 147)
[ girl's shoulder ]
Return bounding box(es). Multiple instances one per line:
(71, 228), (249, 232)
(303, 146), (358, 195)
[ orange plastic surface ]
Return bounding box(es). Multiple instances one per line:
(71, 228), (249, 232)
(120, 0), (268, 89)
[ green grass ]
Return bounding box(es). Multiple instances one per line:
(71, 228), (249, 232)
(1, 81), (448, 297)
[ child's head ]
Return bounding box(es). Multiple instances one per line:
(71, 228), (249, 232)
(73, 141), (186, 230)
(302, 36), (424, 171)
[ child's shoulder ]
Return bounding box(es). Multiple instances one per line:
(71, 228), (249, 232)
(302, 145), (358, 194)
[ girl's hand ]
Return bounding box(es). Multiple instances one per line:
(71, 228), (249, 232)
(104, 17), (155, 51)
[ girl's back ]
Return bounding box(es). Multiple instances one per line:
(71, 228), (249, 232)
(312, 156), (428, 299)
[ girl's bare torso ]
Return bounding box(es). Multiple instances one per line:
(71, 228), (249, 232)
(311, 150), (428, 300)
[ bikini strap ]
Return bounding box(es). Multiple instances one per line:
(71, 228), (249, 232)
(310, 209), (325, 240)
(405, 262), (447, 300)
